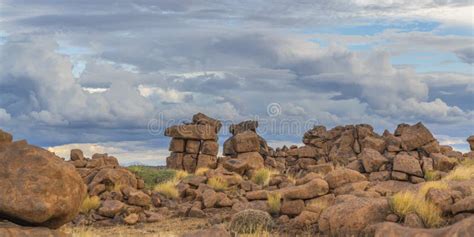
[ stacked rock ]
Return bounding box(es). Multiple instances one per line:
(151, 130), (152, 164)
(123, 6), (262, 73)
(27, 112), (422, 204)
(269, 122), (466, 184)
(221, 120), (269, 176)
(165, 113), (222, 173)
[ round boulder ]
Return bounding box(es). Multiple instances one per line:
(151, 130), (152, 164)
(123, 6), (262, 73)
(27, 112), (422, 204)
(0, 139), (87, 228)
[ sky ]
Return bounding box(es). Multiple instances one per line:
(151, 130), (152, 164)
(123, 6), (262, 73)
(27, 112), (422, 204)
(0, 0), (473, 165)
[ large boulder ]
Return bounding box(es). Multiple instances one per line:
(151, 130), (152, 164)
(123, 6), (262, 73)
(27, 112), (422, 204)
(318, 197), (390, 236)
(279, 178), (329, 200)
(232, 131), (260, 153)
(192, 112), (222, 134)
(88, 168), (138, 193)
(164, 124), (217, 140)
(0, 137), (86, 228)
(393, 154), (423, 177)
(467, 136), (474, 151)
(399, 122), (435, 151)
(359, 148), (388, 173)
(0, 224), (69, 237)
(368, 215), (474, 237)
(324, 168), (367, 189)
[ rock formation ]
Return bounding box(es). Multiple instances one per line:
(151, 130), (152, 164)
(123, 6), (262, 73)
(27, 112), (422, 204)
(165, 113), (221, 173)
(0, 129), (86, 229)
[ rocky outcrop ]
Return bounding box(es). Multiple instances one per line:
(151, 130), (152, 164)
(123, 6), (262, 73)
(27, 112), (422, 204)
(367, 216), (474, 237)
(165, 113), (221, 172)
(0, 130), (86, 229)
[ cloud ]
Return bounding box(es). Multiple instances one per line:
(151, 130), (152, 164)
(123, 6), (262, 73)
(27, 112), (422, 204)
(454, 47), (474, 64)
(0, 0), (472, 164)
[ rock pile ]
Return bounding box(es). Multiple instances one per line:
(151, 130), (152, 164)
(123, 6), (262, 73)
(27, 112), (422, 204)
(0, 129), (86, 229)
(67, 150), (166, 226)
(221, 120), (270, 176)
(165, 113), (222, 173)
(268, 122), (468, 184)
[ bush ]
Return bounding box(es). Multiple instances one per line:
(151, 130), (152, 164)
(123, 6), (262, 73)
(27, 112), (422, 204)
(195, 167), (210, 176)
(154, 180), (179, 199)
(229, 209), (274, 234)
(207, 176), (228, 191)
(127, 166), (176, 188)
(390, 191), (417, 217)
(252, 168), (276, 186)
(267, 192), (281, 214)
(79, 195), (101, 214)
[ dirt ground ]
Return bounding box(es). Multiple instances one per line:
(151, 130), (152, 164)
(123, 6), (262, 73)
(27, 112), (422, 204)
(62, 217), (210, 237)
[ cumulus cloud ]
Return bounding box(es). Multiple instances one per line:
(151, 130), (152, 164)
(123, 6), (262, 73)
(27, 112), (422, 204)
(0, 0), (472, 164)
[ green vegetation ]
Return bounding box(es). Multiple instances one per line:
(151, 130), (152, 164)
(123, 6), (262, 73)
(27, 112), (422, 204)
(127, 166), (177, 188)
(229, 209), (274, 234)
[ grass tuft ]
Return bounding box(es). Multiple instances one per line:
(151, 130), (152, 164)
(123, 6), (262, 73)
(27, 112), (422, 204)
(390, 191), (417, 217)
(267, 192), (281, 214)
(424, 170), (441, 181)
(79, 195), (101, 214)
(154, 180), (179, 199)
(252, 168), (276, 186)
(442, 165), (474, 181)
(195, 167), (210, 176)
(207, 176), (228, 191)
(416, 199), (444, 227)
(174, 170), (190, 181)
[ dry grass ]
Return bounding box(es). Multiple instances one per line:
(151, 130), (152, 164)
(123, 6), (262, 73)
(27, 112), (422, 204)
(390, 189), (445, 228)
(390, 191), (417, 217)
(267, 192), (281, 214)
(424, 170), (441, 181)
(416, 200), (444, 227)
(154, 180), (179, 199)
(174, 170), (190, 181)
(442, 165), (474, 181)
(195, 167), (209, 176)
(307, 197), (332, 211)
(419, 181), (449, 198)
(79, 195), (101, 214)
(252, 168), (277, 186)
(207, 176), (228, 191)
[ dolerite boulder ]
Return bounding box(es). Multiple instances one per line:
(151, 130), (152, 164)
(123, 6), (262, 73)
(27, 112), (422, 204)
(398, 122), (435, 151)
(0, 130), (86, 228)
(318, 197), (390, 236)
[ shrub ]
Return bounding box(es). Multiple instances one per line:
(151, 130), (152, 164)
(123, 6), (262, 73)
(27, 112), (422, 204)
(443, 165), (474, 181)
(79, 195), (101, 214)
(252, 168), (276, 186)
(267, 192), (281, 214)
(195, 167), (210, 176)
(229, 209), (274, 234)
(207, 176), (228, 191)
(419, 181), (448, 198)
(154, 180), (179, 199)
(390, 191), (417, 217)
(127, 166), (176, 188)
